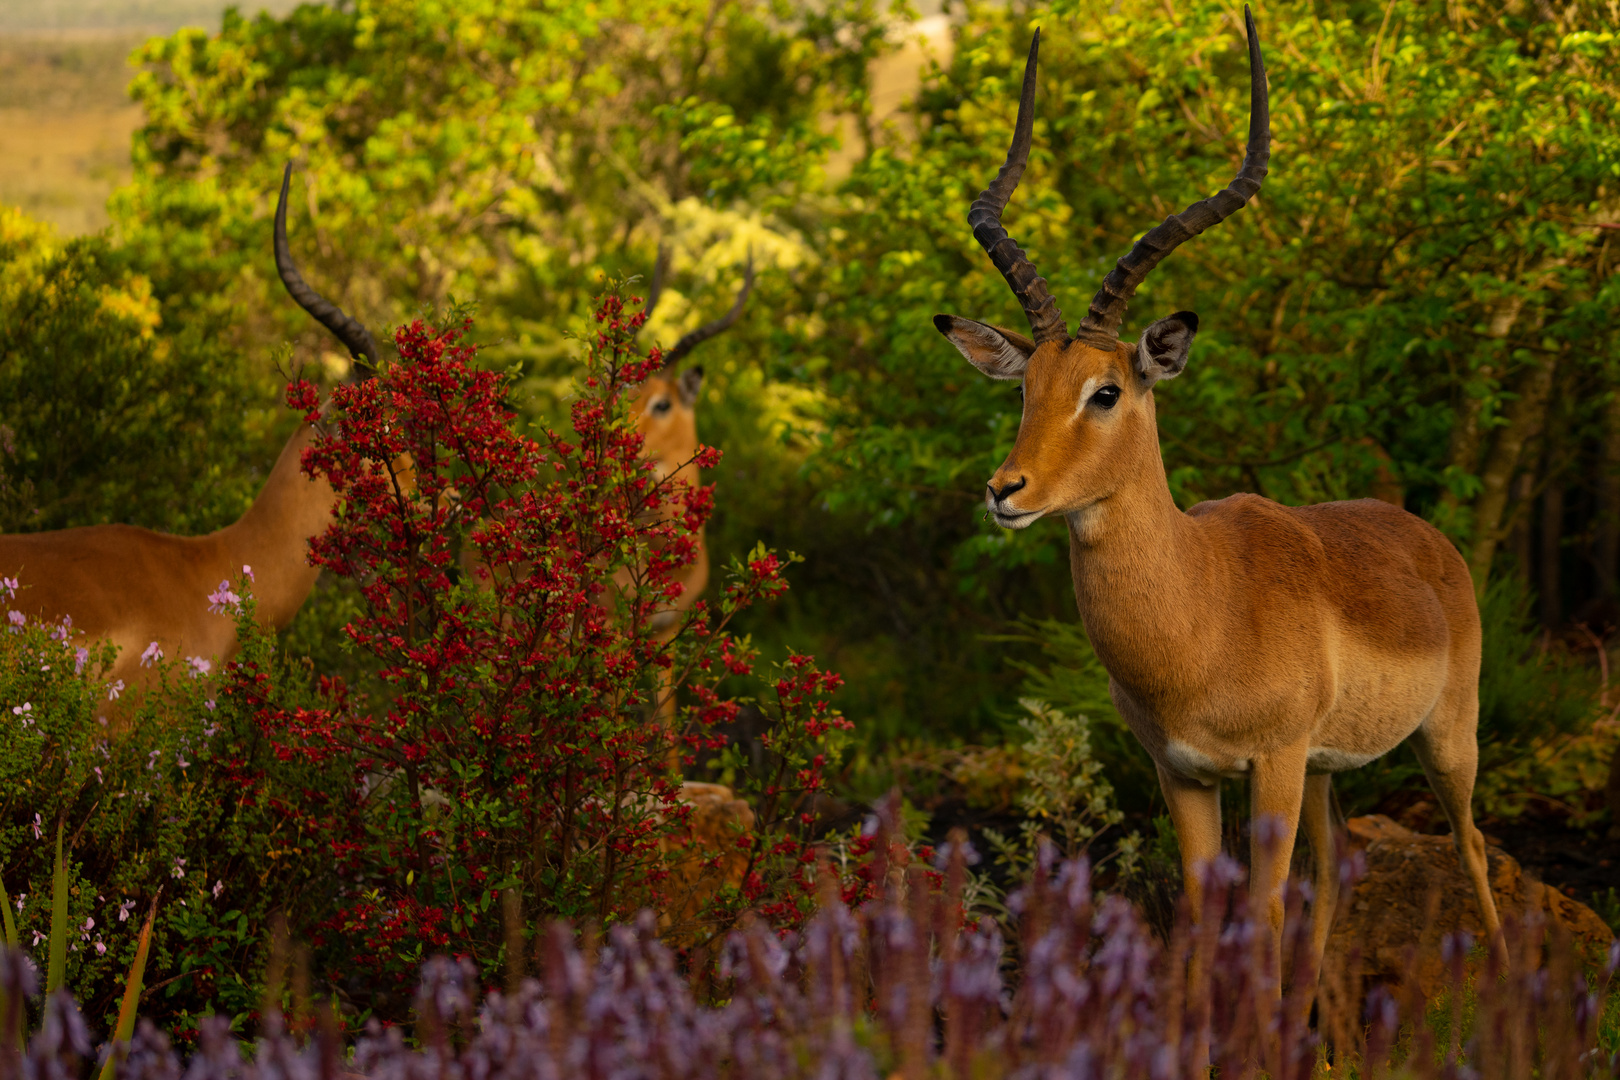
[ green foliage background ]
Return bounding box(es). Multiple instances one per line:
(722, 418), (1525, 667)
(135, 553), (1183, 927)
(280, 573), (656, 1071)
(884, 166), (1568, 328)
(3, 0), (1617, 839)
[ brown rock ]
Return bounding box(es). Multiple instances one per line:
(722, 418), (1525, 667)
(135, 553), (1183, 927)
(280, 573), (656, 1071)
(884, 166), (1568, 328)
(658, 782), (755, 937)
(1321, 815), (1614, 1000)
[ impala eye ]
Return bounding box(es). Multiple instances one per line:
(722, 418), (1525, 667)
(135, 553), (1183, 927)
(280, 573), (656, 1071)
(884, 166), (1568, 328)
(1092, 385), (1121, 410)
(650, 397), (673, 416)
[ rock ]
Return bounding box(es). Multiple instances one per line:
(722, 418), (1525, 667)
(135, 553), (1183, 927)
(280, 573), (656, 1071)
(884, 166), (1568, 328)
(1321, 815), (1615, 1000)
(658, 782), (755, 936)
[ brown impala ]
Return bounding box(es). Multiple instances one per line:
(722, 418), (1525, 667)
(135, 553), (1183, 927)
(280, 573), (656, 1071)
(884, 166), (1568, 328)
(0, 165), (380, 697)
(935, 12), (1500, 973)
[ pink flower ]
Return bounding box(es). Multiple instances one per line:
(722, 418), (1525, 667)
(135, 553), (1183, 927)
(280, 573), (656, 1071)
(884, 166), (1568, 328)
(117, 899), (134, 922)
(186, 656), (212, 677)
(73, 647), (89, 674)
(140, 641), (163, 667)
(94, 940), (106, 956)
(242, 564), (255, 582)
(108, 679), (124, 701)
(0, 576), (16, 599)
(6, 611), (22, 627)
(212, 880), (225, 898)
(207, 581), (242, 614)
(30, 813), (41, 840)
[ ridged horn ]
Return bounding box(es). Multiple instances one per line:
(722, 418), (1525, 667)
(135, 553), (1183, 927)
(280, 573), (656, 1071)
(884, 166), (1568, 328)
(662, 254), (755, 365)
(1078, 7), (1270, 338)
(968, 29), (1069, 346)
(274, 163), (380, 369)
(634, 244), (673, 340)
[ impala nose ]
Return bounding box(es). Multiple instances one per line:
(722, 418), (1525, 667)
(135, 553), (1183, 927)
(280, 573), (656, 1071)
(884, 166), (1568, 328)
(988, 476), (1027, 504)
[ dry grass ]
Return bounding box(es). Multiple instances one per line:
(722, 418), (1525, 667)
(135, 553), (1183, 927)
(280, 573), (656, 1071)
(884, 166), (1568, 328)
(0, 30), (144, 235)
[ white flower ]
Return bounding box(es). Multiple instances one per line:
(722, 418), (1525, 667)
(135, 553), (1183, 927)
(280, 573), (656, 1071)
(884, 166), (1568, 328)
(117, 899), (134, 922)
(170, 856), (187, 879)
(14, 894), (24, 915)
(211, 880), (224, 899)
(108, 679), (125, 701)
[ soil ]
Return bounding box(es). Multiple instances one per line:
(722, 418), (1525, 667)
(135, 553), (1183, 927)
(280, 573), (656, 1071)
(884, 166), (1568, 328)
(1370, 786), (1620, 924)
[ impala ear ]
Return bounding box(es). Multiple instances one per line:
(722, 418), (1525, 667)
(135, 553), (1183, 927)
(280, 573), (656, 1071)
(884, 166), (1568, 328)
(933, 314), (1037, 381)
(677, 366), (703, 406)
(1135, 311), (1199, 386)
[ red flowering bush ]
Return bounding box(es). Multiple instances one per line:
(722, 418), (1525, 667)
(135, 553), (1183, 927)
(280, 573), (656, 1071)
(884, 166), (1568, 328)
(217, 287), (852, 1010)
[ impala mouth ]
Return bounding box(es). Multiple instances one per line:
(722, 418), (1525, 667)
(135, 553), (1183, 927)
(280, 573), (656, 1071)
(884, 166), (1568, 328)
(991, 505), (1043, 529)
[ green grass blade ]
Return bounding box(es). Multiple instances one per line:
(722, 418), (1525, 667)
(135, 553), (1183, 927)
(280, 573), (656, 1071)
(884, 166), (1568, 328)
(0, 867), (16, 949)
(96, 898), (156, 1080)
(46, 821), (67, 995)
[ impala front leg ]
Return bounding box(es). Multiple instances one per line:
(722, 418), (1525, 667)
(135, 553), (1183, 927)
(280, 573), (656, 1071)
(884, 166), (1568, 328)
(1249, 739), (1311, 972)
(1155, 763), (1223, 920)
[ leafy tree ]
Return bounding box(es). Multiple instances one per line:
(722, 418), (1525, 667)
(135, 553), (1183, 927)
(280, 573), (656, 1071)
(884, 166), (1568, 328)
(0, 208), (262, 534)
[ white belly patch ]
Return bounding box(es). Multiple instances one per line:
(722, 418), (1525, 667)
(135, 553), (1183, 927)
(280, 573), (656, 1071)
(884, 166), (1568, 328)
(1306, 745), (1382, 774)
(1163, 739), (1249, 786)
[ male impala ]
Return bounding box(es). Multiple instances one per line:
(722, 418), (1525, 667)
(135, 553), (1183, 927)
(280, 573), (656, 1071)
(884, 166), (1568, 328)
(0, 165), (378, 694)
(936, 13), (1501, 971)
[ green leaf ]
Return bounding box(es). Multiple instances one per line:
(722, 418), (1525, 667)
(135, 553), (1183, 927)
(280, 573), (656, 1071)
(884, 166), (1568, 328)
(98, 898), (158, 1080)
(0, 867), (16, 949)
(46, 821), (67, 996)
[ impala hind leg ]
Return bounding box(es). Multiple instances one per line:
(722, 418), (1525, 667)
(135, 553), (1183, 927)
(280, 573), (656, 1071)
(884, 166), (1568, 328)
(1155, 763), (1223, 920)
(1409, 714), (1502, 943)
(1300, 774), (1340, 976)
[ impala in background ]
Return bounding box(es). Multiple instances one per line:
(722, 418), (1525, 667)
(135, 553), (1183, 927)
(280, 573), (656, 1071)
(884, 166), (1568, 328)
(0, 165), (377, 696)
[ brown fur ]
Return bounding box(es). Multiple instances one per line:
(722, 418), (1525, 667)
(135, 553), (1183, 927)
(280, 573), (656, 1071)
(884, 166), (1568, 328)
(0, 424), (332, 696)
(940, 317), (1502, 973)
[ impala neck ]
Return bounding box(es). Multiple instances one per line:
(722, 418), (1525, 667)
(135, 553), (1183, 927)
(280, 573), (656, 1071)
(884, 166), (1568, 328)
(1064, 393), (1221, 699)
(214, 423), (332, 629)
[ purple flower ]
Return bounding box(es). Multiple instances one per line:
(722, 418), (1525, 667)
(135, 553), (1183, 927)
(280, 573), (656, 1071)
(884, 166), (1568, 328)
(6, 610), (23, 628)
(73, 647), (89, 674)
(117, 899), (135, 922)
(186, 656), (212, 678)
(30, 813), (41, 840)
(108, 679), (124, 701)
(0, 576), (16, 599)
(140, 641), (163, 667)
(207, 581), (242, 615)
(93, 940), (106, 956)
(212, 880), (224, 899)
(171, 856), (187, 879)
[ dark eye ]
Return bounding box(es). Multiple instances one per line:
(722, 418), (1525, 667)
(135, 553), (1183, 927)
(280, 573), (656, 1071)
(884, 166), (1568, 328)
(1092, 385), (1120, 410)
(650, 397), (672, 416)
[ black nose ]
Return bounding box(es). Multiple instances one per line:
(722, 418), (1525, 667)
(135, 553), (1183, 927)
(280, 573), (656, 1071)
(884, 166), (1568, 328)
(988, 476), (1027, 503)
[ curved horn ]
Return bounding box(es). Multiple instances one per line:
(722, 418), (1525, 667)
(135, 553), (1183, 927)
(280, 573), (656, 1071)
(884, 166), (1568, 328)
(634, 244), (673, 340)
(1078, 7), (1270, 338)
(662, 253), (755, 365)
(274, 163), (380, 367)
(968, 29), (1069, 346)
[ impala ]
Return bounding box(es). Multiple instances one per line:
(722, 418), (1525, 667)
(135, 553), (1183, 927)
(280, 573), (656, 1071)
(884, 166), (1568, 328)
(0, 165), (379, 697)
(936, 13), (1501, 971)
(628, 248), (753, 649)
